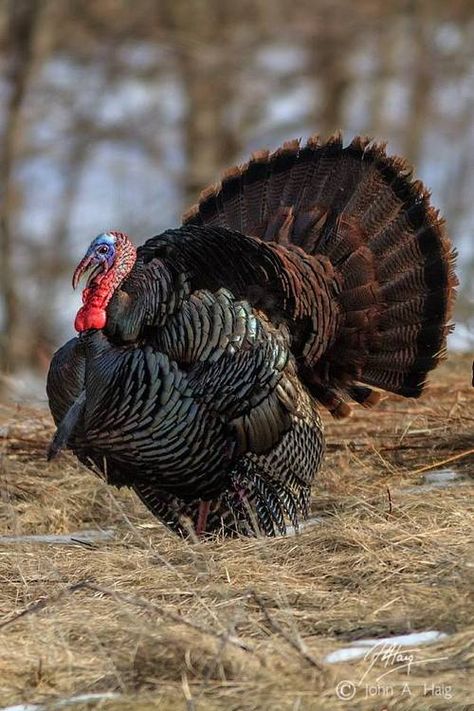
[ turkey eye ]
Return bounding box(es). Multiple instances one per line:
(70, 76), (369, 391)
(97, 245), (109, 255)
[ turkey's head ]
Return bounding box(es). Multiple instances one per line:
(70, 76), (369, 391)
(72, 231), (137, 332)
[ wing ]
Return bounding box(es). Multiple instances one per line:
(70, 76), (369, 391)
(47, 337), (86, 426)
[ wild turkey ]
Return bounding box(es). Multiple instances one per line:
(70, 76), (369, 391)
(47, 134), (457, 537)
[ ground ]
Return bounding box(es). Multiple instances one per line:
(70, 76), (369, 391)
(0, 354), (473, 711)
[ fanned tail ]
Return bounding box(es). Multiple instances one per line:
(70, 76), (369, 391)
(183, 134), (457, 411)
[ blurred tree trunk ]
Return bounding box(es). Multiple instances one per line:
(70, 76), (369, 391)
(309, 26), (350, 137)
(161, 0), (241, 207)
(404, 11), (433, 165)
(0, 0), (41, 377)
(368, 27), (396, 138)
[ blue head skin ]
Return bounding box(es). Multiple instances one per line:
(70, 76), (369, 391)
(72, 232), (117, 289)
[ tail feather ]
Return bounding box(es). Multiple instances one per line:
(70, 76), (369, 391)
(242, 150), (270, 231)
(221, 169), (245, 233)
(380, 297), (433, 328)
(265, 141), (300, 214)
(280, 144), (316, 211)
(304, 133), (344, 204)
(182, 133), (457, 409)
(374, 323), (449, 351)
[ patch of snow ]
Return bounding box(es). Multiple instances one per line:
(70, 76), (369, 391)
(324, 630), (448, 664)
(0, 693), (120, 711)
(284, 516), (324, 536)
(54, 693), (120, 708)
(424, 469), (462, 484)
(325, 646), (370, 663)
(402, 469), (469, 493)
(0, 529), (115, 545)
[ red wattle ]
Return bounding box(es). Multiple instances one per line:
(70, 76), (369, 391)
(74, 269), (115, 332)
(75, 305), (107, 332)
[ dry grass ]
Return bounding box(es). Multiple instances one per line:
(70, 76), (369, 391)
(0, 354), (473, 711)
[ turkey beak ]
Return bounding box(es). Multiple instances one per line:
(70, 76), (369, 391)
(72, 255), (108, 290)
(72, 255), (93, 290)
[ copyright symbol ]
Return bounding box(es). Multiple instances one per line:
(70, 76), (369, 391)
(336, 680), (357, 700)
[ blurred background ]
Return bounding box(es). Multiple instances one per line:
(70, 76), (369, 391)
(0, 0), (473, 401)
